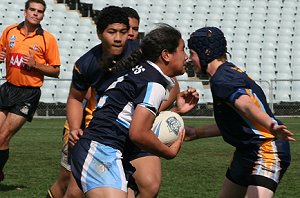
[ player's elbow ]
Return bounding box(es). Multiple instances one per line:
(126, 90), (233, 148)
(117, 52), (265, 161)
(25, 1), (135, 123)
(52, 66), (60, 78)
(129, 129), (143, 146)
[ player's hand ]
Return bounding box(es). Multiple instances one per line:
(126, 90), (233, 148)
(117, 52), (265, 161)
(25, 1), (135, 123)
(166, 128), (185, 159)
(270, 123), (296, 141)
(68, 128), (84, 148)
(23, 50), (36, 69)
(0, 48), (6, 63)
(173, 86), (199, 114)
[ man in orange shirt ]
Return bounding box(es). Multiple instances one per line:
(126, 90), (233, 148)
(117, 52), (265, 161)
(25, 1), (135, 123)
(0, 0), (60, 182)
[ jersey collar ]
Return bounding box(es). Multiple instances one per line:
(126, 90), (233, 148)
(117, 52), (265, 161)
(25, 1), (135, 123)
(17, 21), (44, 35)
(146, 60), (175, 88)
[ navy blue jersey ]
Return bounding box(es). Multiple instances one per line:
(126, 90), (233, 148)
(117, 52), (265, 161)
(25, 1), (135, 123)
(82, 61), (173, 152)
(71, 40), (140, 93)
(210, 62), (282, 148)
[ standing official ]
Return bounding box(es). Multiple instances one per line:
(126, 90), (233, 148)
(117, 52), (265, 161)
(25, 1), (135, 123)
(0, 0), (60, 182)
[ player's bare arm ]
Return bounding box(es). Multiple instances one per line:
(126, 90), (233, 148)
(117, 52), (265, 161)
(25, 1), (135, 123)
(23, 51), (59, 77)
(66, 86), (86, 129)
(0, 48), (6, 64)
(130, 106), (184, 159)
(184, 124), (221, 141)
(235, 94), (295, 141)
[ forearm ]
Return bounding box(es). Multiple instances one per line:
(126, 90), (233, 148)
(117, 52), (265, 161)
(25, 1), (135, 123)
(195, 124), (221, 138)
(160, 78), (180, 112)
(66, 98), (84, 131)
(130, 129), (174, 159)
(33, 62), (60, 78)
(185, 124), (221, 141)
(235, 95), (274, 131)
(243, 106), (275, 131)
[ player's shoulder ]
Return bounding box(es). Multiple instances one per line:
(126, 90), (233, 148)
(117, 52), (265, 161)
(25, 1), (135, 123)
(42, 28), (57, 39)
(75, 44), (101, 65)
(1, 23), (19, 34)
(129, 61), (169, 86)
(214, 62), (245, 80)
(73, 44), (103, 76)
(5, 23), (19, 30)
(79, 44), (102, 60)
(212, 62), (249, 92)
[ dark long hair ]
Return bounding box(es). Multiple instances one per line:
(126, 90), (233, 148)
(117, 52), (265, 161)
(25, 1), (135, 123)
(110, 23), (182, 73)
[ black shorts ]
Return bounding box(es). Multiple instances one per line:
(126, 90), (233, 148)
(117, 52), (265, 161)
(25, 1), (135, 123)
(0, 82), (41, 121)
(226, 139), (290, 192)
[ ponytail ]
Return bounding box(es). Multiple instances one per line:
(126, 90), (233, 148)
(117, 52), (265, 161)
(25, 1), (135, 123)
(108, 49), (144, 74)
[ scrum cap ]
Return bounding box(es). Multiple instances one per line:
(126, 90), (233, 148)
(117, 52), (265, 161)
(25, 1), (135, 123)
(188, 27), (227, 72)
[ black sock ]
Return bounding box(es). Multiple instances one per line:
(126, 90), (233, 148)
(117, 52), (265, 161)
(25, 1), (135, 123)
(0, 149), (9, 171)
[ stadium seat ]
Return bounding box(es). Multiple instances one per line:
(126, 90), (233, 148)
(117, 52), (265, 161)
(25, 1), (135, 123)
(59, 69), (73, 80)
(291, 57), (300, 78)
(70, 47), (87, 58)
(245, 57), (260, 69)
(291, 81), (300, 101)
(230, 57), (246, 71)
(274, 80), (291, 103)
(178, 81), (188, 92)
(55, 88), (70, 103)
(40, 88), (55, 103)
(256, 80), (271, 103)
(176, 73), (189, 81)
(2, 0), (299, 110)
(276, 58), (292, 77)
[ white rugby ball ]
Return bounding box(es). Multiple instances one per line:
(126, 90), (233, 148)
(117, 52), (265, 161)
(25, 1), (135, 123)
(152, 111), (184, 144)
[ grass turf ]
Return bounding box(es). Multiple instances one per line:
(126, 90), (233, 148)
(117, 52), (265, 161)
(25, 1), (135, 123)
(0, 117), (299, 197)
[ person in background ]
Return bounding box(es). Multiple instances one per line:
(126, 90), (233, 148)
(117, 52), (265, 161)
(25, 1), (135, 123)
(122, 7), (140, 41)
(70, 23), (199, 198)
(47, 5), (139, 198)
(0, 0), (60, 182)
(186, 26), (295, 198)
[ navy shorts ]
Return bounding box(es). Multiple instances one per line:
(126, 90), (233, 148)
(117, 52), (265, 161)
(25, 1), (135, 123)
(123, 141), (154, 162)
(226, 139), (290, 192)
(122, 141), (155, 193)
(0, 82), (41, 121)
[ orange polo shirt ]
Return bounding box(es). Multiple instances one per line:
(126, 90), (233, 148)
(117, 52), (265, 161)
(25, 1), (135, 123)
(0, 22), (60, 87)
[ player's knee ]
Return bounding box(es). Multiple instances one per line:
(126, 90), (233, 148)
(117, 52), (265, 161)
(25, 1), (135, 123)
(0, 127), (16, 146)
(138, 175), (161, 197)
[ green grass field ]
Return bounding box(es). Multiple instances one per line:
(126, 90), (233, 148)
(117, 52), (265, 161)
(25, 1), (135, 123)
(0, 117), (299, 197)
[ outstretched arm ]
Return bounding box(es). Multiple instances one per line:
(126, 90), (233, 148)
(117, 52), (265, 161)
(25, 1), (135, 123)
(235, 94), (295, 141)
(184, 124), (221, 141)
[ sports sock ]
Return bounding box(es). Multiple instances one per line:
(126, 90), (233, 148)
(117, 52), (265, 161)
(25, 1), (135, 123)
(0, 149), (9, 171)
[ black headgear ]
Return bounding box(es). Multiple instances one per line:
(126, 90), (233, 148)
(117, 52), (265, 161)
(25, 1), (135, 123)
(188, 27), (227, 73)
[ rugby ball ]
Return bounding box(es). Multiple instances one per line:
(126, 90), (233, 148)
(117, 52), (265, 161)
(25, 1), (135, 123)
(152, 111), (184, 144)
